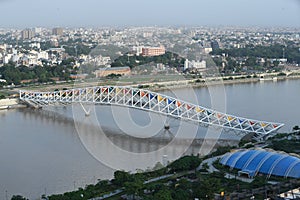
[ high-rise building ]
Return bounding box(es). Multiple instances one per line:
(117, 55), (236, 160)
(33, 27), (42, 35)
(52, 27), (64, 36)
(21, 29), (33, 40)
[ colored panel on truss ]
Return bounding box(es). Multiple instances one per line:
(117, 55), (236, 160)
(102, 88), (108, 93)
(167, 99), (173, 105)
(239, 119), (245, 124)
(228, 116), (234, 121)
(217, 113), (223, 118)
(116, 88), (121, 93)
(149, 93), (155, 100)
(132, 90), (139, 96)
(186, 104), (192, 110)
(124, 89), (131, 94)
(157, 95), (164, 102)
(261, 123), (267, 127)
(140, 91), (147, 97)
(196, 107), (204, 113)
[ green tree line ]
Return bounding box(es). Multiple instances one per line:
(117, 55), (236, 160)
(211, 44), (300, 64)
(0, 61), (77, 85)
(111, 52), (185, 69)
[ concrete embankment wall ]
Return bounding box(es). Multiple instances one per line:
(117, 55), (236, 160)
(0, 98), (24, 109)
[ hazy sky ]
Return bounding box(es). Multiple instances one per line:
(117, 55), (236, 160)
(0, 0), (299, 28)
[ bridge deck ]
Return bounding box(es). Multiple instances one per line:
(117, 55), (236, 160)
(19, 86), (284, 136)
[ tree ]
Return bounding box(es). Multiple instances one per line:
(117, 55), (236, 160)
(153, 187), (172, 200)
(293, 126), (300, 131)
(172, 188), (190, 200)
(11, 195), (28, 200)
(168, 155), (201, 172)
(193, 175), (220, 199)
(113, 170), (131, 186)
(124, 178), (144, 198)
(202, 163), (209, 171)
(152, 162), (164, 171)
(245, 57), (257, 67)
(225, 57), (237, 71)
(273, 60), (280, 67)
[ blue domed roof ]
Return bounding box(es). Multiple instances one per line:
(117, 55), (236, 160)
(220, 149), (300, 178)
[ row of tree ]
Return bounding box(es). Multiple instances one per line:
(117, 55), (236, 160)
(211, 44), (300, 64)
(0, 61), (77, 85)
(111, 52), (185, 69)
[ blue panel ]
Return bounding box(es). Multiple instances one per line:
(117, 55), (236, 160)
(234, 150), (257, 169)
(272, 157), (299, 177)
(244, 151), (269, 172)
(220, 154), (231, 165)
(149, 93), (155, 100)
(258, 154), (281, 174)
(287, 163), (300, 178)
(167, 98), (173, 105)
(225, 151), (246, 168)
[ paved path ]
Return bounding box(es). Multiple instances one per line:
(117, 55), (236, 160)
(199, 156), (253, 183)
(89, 189), (123, 200)
(197, 156), (221, 173)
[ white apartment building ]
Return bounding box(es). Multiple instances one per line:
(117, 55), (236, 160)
(184, 59), (206, 71)
(133, 46), (144, 56)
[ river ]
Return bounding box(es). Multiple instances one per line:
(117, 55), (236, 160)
(0, 79), (299, 199)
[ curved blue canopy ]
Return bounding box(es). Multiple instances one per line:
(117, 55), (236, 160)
(220, 150), (300, 178)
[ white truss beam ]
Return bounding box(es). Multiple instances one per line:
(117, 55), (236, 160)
(19, 86), (284, 137)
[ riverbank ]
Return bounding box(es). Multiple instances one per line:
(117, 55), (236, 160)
(0, 98), (26, 110)
(149, 75), (300, 92)
(5, 71), (300, 94)
(3, 73), (300, 109)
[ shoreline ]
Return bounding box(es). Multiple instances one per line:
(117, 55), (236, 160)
(0, 98), (26, 110)
(149, 75), (300, 92)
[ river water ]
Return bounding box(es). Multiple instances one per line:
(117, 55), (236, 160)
(0, 79), (299, 199)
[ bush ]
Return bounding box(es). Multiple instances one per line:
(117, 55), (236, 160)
(11, 195), (28, 200)
(168, 155), (201, 172)
(293, 126), (300, 131)
(277, 72), (286, 76)
(210, 146), (233, 157)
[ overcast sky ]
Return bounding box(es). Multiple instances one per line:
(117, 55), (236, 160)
(0, 0), (299, 28)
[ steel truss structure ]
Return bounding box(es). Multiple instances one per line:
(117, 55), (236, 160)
(19, 86), (284, 136)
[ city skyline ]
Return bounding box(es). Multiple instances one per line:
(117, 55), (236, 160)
(0, 0), (299, 28)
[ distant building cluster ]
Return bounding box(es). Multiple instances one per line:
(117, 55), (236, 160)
(0, 25), (299, 84)
(0, 43), (69, 67)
